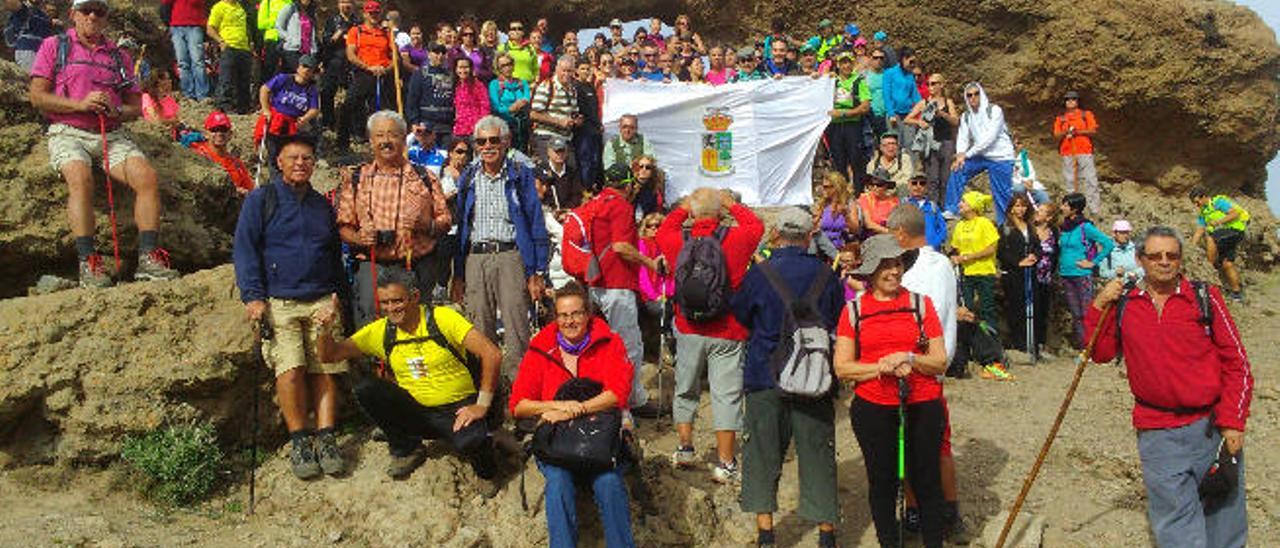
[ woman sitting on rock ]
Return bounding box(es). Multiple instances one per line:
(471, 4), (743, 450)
(509, 281), (637, 548)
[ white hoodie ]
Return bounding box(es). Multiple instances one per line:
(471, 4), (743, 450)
(955, 83), (1016, 162)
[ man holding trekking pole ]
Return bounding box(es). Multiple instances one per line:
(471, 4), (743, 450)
(1086, 226), (1251, 547)
(234, 135), (349, 480)
(335, 0), (395, 154)
(1053, 90), (1099, 215)
(28, 0), (179, 288)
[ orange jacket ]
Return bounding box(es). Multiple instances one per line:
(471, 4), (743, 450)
(1053, 109), (1097, 156)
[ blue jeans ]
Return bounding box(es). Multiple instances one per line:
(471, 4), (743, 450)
(944, 156), (1014, 224)
(537, 460), (635, 548)
(169, 26), (209, 100)
(1137, 417), (1247, 548)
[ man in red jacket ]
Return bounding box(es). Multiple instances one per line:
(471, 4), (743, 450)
(1087, 226), (1250, 547)
(161, 0), (209, 100)
(656, 187), (764, 483)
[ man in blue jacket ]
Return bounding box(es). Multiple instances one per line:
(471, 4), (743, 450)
(450, 115), (549, 380)
(730, 207), (845, 548)
(404, 43), (454, 137)
(233, 135), (348, 481)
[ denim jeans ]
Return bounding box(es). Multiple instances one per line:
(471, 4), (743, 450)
(944, 157), (1014, 225)
(1137, 417), (1247, 548)
(169, 26), (209, 100)
(537, 460), (636, 548)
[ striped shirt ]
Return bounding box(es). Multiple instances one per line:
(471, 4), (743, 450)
(470, 165), (516, 243)
(531, 78), (577, 139)
(335, 162), (451, 261)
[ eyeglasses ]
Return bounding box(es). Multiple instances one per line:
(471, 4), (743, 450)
(1143, 251), (1181, 262)
(556, 310), (588, 321)
(452, 148), (470, 155)
(474, 136), (502, 146)
(78, 5), (109, 17)
(964, 92), (979, 98)
(282, 154), (316, 164)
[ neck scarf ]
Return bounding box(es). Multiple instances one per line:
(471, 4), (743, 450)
(557, 331), (591, 355)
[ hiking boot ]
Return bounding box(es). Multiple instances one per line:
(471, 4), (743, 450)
(631, 401), (663, 419)
(980, 363), (1014, 381)
(671, 446), (697, 469)
(78, 253), (114, 288)
(945, 515), (973, 545)
(903, 506), (921, 533)
(290, 435), (322, 480)
(136, 248), (179, 281)
(386, 446), (427, 479)
(1229, 290), (1245, 304)
(756, 529), (777, 547)
(315, 431), (344, 477)
(711, 459), (740, 484)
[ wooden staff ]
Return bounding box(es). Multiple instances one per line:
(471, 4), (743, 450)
(390, 25), (404, 117)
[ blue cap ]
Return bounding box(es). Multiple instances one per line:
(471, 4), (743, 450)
(845, 24), (859, 36)
(873, 30), (888, 41)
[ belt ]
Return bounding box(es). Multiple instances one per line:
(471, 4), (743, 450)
(470, 241), (516, 254)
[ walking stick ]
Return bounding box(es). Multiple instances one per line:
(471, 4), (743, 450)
(97, 113), (122, 273)
(994, 299), (1116, 548)
(656, 296), (669, 431)
(1072, 155), (1079, 195)
(252, 137), (268, 188)
(249, 317), (274, 515)
(389, 29), (404, 117)
(1024, 266), (1036, 363)
(896, 376), (910, 548)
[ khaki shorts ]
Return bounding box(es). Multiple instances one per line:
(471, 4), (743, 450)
(46, 122), (146, 172)
(263, 295), (349, 377)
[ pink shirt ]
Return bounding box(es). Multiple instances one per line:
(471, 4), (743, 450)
(141, 93), (180, 122)
(30, 29), (139, 132)
(706, 68), (736, 85)
(452, 78), (491, 137)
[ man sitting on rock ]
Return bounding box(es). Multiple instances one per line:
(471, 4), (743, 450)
(314, 269), (505, 484)
(27, 0), (179, 288)
(943, 82), (1017, 225)
(233, 135), (348, 480)
(173, 110), (254, 195)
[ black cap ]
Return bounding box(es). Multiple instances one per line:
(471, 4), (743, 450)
(603, 163), (634, 187)
(298, 54), (319, 68)
(1064, 90), (1080, 100)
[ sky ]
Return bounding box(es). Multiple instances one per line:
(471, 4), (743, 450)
(1234, 0), (1280, 214)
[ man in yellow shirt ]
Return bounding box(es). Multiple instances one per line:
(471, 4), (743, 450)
(315, 270), (504, 483)
(208, 0), (253, 113)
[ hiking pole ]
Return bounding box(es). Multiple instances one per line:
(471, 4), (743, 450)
(249, 317), (274, 515)
(994, 299), (1116, 548)
(656, 296), (668, 431)
(1025, 266), (1036, 363)
(897, 376), (910, 548)
(97, 113), (122, 273)
(374, 75), (382, 112)
(1072, 155), (1080, 195)
(389, 30), (404, 117)
(253, 137), (268, 188)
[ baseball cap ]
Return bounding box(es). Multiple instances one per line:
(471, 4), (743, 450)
(610, 18), (624, 27)
(71, 0), (108, 10)
(297, 54), (319, 68)
(603, 163), (634, 186)
(799, 43), (817, 55)
(1112, 219), (1133, 232)
(548, 136), (568, 150)
(873, 30), (888, 41)
(818, 19), (833, 29)
(845, 24), (860, 36)
(363, 1), (382, 13)
(854, 37), (868, 48)
(204, 110), (232, 131)
(775, 207), (813, 238)
(835, 51), (855, 62)
(736, 46), (756, 60)
(1064, 90), (1081, 99)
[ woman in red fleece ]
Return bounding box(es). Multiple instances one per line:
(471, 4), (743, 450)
(509, 281), (636, 548)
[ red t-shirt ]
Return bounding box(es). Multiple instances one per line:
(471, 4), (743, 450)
(586, 188), (639, 291)
(837, 291), (943, 405)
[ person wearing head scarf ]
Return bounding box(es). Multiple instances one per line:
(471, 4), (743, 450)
(943, 82), (1016, 225)
(950, 191), (1001, 333)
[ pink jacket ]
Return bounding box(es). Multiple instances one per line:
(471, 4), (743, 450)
(638, 237), (672, 302)
(452, 78), (490, 137)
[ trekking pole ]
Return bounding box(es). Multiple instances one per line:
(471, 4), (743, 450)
(249, 317), (274, 515)
(389, 30), (404, 117)
(994, 299), (1116, 548)
(374, 75), (382, 112)
(1072, 155), (1079, 195)
(97, 113), (122, 273)
(1025, 266), (1036, 363)
(897, 376), (910, 548)
(656, 296), (668, 431)
(253, 137), (268, 188)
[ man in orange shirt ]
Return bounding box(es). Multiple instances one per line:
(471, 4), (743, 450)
(1053, 90), (1100, 215)
(336, 0), (394, 153)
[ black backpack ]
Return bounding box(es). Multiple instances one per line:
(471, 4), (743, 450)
(758, 262), (835, 398)
(673, 226), (731, 323)
(381, 305), (481, 384)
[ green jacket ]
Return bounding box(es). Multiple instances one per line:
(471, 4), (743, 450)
(256, 0), (291, 42)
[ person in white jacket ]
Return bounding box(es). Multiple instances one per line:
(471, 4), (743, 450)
(944, 82), (1017, 224)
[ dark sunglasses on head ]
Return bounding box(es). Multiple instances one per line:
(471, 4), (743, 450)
(79, 5), (109, 17)
(1143, 251), (1181, 261)
(474, 136), (502, 146)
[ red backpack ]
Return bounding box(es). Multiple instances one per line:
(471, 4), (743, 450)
(560, 193), (619, 285)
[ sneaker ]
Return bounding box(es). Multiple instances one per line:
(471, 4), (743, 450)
(671, 445), (697, 468)
(290, 435), (322, 480)
(386, 446), (427, 479)
(980, 363), (1015, 381)
(711, 459), (740, 484)
(135, 248), (179, 281)
(315, 431), (344, 477)
(78, 253), (114, 288)
(945, 515), (973, 545)
(1229, 291), (1245, 304)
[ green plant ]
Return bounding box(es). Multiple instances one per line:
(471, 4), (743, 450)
(120, 423), (224, 507)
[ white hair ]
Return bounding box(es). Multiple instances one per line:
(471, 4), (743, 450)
(473, 115), (511, 140)
(366, 110), (407, 136)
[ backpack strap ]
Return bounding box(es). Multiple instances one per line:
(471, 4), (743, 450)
(382, 306), (468, 367)
(756, 261), (796, 304)
(850, 299), (862, 361)
(1190, 280), (1214, 333)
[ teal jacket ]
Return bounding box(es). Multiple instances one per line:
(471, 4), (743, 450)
(1057, 220), (1115, 278)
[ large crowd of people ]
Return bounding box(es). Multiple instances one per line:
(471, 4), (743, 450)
(12, 0), (1257, 547)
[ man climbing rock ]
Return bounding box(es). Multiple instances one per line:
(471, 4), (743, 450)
(1189, 187), (1250, 303)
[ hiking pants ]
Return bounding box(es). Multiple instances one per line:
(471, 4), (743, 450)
(826, 120), (865, 192)
(1061, 154), (1100, 216)
(1000, 269), (1033, 353)
(944, 157), (1014, 225)
(320, 56), (349, 131)
(573, 131), (603, 192)
(740, 389), (838, 524)
(960, 274), (997, 333)
(1033, 277), (1053, 349)
(217, 47), (253, 113)
(590, 287), (647, 408)
(921, 139), (955, 204)
(851, 397), (946, 548)
(1138, 417), (1247, 548)
(672, 329), (744, 432)
(463, 249), (532, 381)
(353, 375), (496, 478)
(537, 460), (636, 548)
(338, 70), (397, 148)
(170, 26), (209, 100)
(1061, 275), (1093, 349)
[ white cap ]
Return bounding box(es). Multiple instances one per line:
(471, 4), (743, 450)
(1112, 219), (1133, 232)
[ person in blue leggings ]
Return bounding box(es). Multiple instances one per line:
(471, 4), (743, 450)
(944, 82), (1015, 225)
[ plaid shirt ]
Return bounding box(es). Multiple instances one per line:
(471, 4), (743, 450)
(469, 164), (516, 243)
(336, 161), (451, 261)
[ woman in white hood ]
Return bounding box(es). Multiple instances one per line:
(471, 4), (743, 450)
(945, 82), (1017, 224)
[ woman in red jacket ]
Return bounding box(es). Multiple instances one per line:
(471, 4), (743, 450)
(509, 281), (636, 548)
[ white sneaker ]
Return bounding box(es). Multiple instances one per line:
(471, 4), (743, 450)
(712, 459), (740, 484)
(671, 446), (697, 468)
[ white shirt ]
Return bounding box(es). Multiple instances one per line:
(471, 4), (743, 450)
(902, 245), (958, 362)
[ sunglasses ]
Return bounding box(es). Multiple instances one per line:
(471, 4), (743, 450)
(636, 164), (655, 170)
(510, 25), (524, 31)
(928, 80), (943, 85)
(78, 5), (109, 17)
(1143, 251), (1181, 262)
(452, 147), (470, 154)
(644, 223), (660, 228)
(208, 127), (230, 133)
(965, 92), (979, 97)
(909, 180), (928, 185)
(871, 55), (885, 60)
(474, 136), (502, 146)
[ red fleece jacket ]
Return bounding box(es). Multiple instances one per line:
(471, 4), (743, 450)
(1086, 278), (1252, 431)
(655, 203), (764, 341)
(508, 317), (634, 415)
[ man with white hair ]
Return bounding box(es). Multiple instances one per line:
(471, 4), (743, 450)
(530, 55), (580, 165)
(452, 115), (550, 380)
(336, 110), (452, 329)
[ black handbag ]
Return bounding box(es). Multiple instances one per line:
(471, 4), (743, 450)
(531, 378), (623, 474)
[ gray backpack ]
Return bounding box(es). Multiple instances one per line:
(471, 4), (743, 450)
(757, 262), (835, 398)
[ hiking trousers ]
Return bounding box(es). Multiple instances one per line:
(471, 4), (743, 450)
(217, 47), (253, 114)
(1061, 275), (1093, 349)
(672, 329), (745, 432)
(826, 120), (865, 192)
(944, 157), (1014, 225)
(589, 287), (647, 408)
(353, 375), (496, 478)
(1137, 417), (1247, 548)
(463, 249), (532, 381)
(740, 389), (839, 524)
(960, 274), (997, 333)
(537, 460), (636, 548)
(1061, 154), (1100, 216)
(851, 397), (946, 548)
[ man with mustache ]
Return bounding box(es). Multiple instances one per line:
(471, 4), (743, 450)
(336, 110), (451, 329)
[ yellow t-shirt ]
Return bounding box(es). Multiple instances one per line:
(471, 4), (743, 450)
(350, 306), (476, 407)
(950, 216), (1000, 276)
(208, 0), (251, 52)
